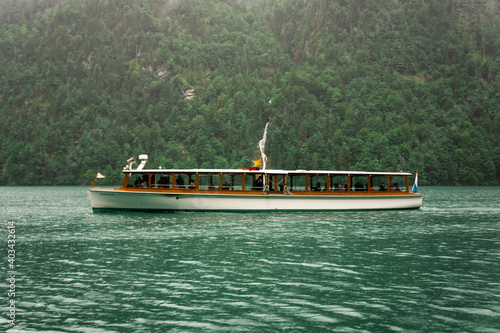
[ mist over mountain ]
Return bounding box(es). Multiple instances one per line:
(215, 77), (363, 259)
(1, 0), (499, 185)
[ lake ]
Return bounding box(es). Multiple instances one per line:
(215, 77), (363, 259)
(1, 186), (499, 332)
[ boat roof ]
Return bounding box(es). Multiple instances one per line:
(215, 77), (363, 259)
(123, 168), (413, 176)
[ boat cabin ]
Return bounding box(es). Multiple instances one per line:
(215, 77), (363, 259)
(121, 169), (411, 195)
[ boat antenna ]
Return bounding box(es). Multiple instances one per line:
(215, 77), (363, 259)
(259, 121), (269, 171)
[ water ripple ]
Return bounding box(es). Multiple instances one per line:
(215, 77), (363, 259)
(2, 186), (500, 331)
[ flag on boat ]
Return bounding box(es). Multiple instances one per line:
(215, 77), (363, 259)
(253, 159), (262, 167)
(412, 171), (418, 193)
(92, 172), (105, 187)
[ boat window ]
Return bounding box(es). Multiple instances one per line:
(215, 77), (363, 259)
(389, 176), (407, 192)
(199, 173), (220, 190)
(222, 174), (242, 191)
(244, 174), (264, 191)
(309, 175), (327, 192)
(288, 174), (306, 192)
(268, 174), (285, 192)
(127, 173), (149, 188)
(351, 175), (368, 192)
(370, 176), (388, 192)
(330, 175), (347, 192)
(151, 173), (172, 189)
(175, 174), (195, 189)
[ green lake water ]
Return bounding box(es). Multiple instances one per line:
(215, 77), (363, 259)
(1, 186), (499, 332)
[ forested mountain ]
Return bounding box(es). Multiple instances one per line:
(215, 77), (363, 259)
(1, 0), (499, 186)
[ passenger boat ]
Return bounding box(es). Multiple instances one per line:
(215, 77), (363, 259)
(87, 154), (423, 212)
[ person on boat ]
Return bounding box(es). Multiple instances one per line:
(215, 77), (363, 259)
(141, 175), (148, 188)
(379, 183), (387, 191)
(176, 176), (185, 189)
(392, 183), (401, 191)
(338, 184), (344, 192)
(159, 176), (169, 188)
(254, 176), (263, 190)
(189, 180), (196, 189)
(354, 182), (364, 191)
(283, 185), (291, 195)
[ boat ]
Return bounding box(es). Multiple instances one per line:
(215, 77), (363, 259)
(88, 123), (422, 211)
(87, 154), (423, 211)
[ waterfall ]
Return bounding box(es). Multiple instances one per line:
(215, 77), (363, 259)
(259, 122), (269, 170)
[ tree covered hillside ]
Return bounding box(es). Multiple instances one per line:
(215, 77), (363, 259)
(1, 0), (499, 185)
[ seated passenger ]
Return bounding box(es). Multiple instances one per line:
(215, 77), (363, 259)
(159, 176), (169, 188)
(176, 176), (185, 189)
(354, 182), (364, 191)
(189, 180), (196, 189)
(392, 183), (401, 191)
(379, 183), (387, 191)
(141, 175), (148, 188)
(283, 185), (291, 195)
(254, 176), (263, 190)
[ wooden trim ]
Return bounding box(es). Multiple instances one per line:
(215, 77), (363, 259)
(122, 173), (130, 189)
(116, 187), (417, 196)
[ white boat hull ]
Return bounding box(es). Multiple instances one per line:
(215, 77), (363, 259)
(88, 189), (423, 211)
